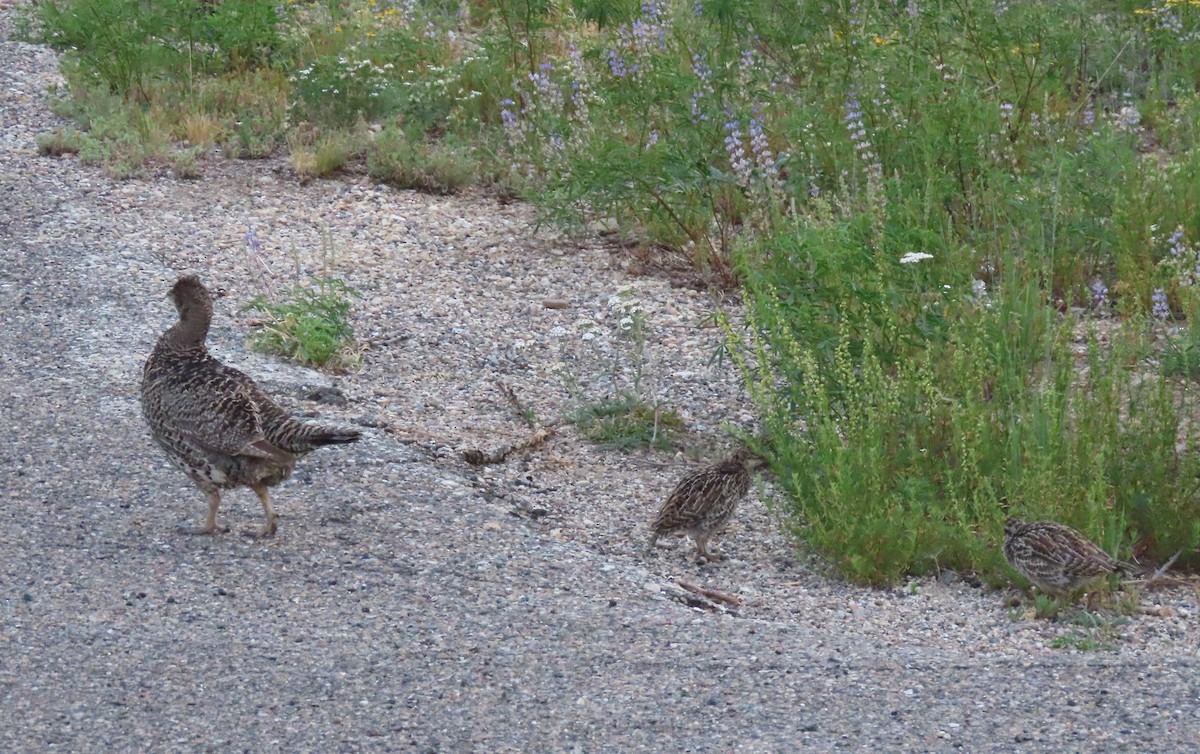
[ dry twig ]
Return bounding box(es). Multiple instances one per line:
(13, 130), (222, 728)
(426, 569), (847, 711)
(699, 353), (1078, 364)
(675, 578), (743, 607)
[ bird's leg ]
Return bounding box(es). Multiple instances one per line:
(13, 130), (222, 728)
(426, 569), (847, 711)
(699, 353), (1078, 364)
(694, 535), (723, 562)
(178, 489), (226, 535)
(645, 532), (661, 555)
(247, 484), (277, 539)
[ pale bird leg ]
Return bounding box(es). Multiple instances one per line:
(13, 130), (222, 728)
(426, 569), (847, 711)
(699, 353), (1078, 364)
(179, 489), (224, 535)
(645, 532), (660, 555)
(250, 484), (278, 539)
(694, 534), (723, 562)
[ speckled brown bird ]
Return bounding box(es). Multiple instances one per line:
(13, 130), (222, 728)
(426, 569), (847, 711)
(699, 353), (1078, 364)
(141, 275), (360, 537)
(647, 446), (767, 561)
(1002, 517), (1134, 597)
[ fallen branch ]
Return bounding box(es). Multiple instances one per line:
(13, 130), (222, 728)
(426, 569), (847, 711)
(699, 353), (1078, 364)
(1147, 549), (1184, 583)
(1138, 604), (1176, 618)
(1123, 550), (1190, 590)
(675, 578), (742, 608)
(461, 426), (556, 465)
(496, 380), (538, 430)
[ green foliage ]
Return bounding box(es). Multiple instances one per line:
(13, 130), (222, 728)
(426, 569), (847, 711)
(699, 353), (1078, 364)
(23, 0), (285, 97)
(1047, 611), (1130, 649)
(289, 128), (366, 177)
(567, 394), (685, 452)
(729, 214), (1200, 585)
(366, 128), (478, 194)
(289, 54), (399, 128)
(36, 128), (84, 156)
(244, 278), (360, 370)
(561, 289), (687, 452)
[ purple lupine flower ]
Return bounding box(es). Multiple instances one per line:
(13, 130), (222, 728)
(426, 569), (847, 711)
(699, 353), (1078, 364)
(245, 225), (262, 255)
(845, 92), (882, 180)
(749, 115), (769, 163)
(1090, 279), (1109, 309)
(1169, 226), (1187, 256)
(528, 63), (563, 111)
(244, 225), (274, 292)
(565, 45), (593, 123)
(499, 98), (519, 130)
(690, 53), (713, 123)
(724, 119), (752, 187)
(1152, 288), (1170, 319)
(608, 50), (628, 78)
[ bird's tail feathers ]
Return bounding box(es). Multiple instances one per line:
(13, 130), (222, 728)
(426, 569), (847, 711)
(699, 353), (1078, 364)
(1122, 550), (1183, 581)
(307, 426), (361, 446)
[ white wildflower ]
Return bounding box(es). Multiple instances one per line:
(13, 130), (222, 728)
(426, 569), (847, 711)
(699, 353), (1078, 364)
(899, 251), (934, 264)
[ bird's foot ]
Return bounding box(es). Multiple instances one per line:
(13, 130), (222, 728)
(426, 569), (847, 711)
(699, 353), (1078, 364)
(177, 524), (229, 536)
(242, 519), (278, 539)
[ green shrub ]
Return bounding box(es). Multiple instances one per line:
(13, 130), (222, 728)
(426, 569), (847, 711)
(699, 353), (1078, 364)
(729, 221), (1200, 584)
(289, 53), (399, 128)
(244, 278), (360, 370)
(567, 394), (685, 452)
(366, 128), (477, 194)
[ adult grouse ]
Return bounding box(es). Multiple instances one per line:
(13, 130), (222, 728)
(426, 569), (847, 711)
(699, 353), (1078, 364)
(141, 275), (359, 537)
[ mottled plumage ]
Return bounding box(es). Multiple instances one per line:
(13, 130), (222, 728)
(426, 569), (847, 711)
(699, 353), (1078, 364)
(1003, 517), (1133, 597)
(647, 446), (767, 561)
(141, 275), (360, 537)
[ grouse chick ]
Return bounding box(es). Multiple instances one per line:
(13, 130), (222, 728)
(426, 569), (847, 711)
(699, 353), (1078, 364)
(1003, 517), (1133, 597)
(141, 275), (360, 537)
(647, 446), (767, 561)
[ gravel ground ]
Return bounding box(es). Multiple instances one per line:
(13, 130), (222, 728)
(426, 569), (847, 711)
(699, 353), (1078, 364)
(2, 7), (1199, 752)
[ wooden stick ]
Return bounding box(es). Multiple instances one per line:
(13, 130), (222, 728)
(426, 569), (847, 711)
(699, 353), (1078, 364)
(461, 426), (556, 465)
(675, 578), (742, 607)
(495, 380), (536, 429)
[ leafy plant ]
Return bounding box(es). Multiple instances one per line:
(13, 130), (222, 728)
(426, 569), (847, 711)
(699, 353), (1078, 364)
(244, 278), (360, 370)
(567, 394), (684, 452)
(289, 53), (399, 128)
(36, 128), (84, 156)
(366, 128), (478, 194)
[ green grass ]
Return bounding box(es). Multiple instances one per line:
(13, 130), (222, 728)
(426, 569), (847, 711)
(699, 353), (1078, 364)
(567, 394), (685, 452)
(366, 128), (480, 194)
(22, 0), (1200, 583)
(243, 278), (360, 370)
(36, 127), (84, 156)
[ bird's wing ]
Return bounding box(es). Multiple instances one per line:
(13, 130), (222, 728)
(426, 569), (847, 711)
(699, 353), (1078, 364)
(653, 472), (720, 528)
(1049, 528), (1121, 574)
(158, 362), (289, 460)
